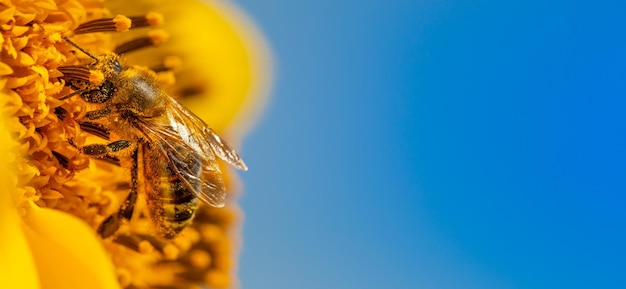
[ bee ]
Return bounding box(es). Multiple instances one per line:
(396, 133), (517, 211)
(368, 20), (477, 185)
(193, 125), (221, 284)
(58, 38), (247, 239)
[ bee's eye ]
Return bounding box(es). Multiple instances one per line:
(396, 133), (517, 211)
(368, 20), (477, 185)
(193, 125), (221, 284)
(112, 60), (122, 75)
(101, 80), (115, 93)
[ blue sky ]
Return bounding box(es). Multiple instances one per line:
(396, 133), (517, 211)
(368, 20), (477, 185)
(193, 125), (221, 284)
(232, 1), (626, 288)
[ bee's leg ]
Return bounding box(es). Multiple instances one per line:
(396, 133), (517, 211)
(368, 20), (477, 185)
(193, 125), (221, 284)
(79, 81), (115, 104)
(74, 139), (132, 158)
(55, 106), (114, 141)
(78, 120), (110, 138)
(98, 148), (139, 238)
(54, 108), (121, 166)
(84, 108), (112, 121)
(76, 123), (123, 166)
(96, 154), (122, 166)
(58, 88), (86, 101)
(59, 120), (131, 237)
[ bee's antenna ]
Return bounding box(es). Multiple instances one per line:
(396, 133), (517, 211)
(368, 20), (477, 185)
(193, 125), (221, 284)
(58, 89), (85, 100)
(63, 36), (99, 64)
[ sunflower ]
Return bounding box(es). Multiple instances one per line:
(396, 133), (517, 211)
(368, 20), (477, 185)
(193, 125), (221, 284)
(0, 0), (271, 288)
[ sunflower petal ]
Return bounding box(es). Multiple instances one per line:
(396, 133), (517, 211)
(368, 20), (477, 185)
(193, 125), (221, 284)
(0, 187), (39, 289)
(21, 205), (121, 289)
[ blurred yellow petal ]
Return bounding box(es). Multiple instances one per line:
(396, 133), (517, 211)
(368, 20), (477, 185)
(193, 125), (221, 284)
(22, 204), (121, 289)
(0, 207), (39, 289)
(0, 118), (39, 289)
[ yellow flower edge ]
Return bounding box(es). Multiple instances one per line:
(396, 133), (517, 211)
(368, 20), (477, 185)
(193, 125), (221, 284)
(21, 204), (122, 289)
(0, 118), (39, 289)
(1, 0), (270, 288)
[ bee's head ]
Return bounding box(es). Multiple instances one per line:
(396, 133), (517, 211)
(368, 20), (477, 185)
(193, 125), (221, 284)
(91, 53), (123, 79)
(63, 37), (122, 79)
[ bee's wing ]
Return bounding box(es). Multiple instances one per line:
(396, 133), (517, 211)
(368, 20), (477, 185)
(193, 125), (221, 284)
(138, 120), (227, 207)
(167, 100), (248, 171)
(136, 99), (246, 207)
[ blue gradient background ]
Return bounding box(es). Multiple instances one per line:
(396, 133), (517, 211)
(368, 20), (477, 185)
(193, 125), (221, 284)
(233, 1), (626, 288)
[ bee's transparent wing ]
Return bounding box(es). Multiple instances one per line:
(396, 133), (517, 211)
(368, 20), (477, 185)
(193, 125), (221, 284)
(136, 99), (246, 207)
(139, 123), (227, 207)
(167, 100), (248, 171)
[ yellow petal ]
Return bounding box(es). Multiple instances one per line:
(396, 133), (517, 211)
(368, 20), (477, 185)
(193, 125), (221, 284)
(21, 204), (121, 289)
(0, 204), (39, 289)
(0, 117), (39, 289)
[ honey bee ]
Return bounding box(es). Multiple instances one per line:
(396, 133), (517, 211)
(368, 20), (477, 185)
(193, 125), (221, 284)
(58, 38), (247, 239)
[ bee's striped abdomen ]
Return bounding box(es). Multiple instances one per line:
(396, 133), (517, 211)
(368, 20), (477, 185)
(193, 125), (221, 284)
(143, 143), (201, 239)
